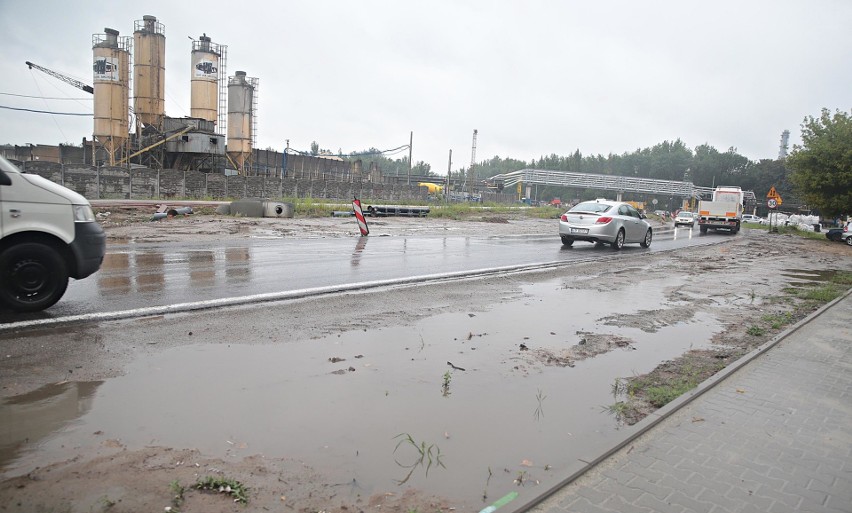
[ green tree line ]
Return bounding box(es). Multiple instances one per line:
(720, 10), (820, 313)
(308, 108), (850, 217)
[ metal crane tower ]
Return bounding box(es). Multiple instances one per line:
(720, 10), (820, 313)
(25, 61), (94, 94)
(466, 129), (478, 194)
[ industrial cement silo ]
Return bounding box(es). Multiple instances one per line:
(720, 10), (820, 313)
(191, 34), (226, 128)
(133, 15), (165, 129)
(227, 71), (258, 174)
(92, 28), (131, 166)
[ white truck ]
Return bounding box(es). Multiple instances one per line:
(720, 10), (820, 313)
(0, 156), (106, 312)
(697, 186), (744, 234)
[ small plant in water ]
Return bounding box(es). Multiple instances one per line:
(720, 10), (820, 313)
(393, 433), (446, 485)
(533, 388), (547, 421)
(441, 370), (452, 396)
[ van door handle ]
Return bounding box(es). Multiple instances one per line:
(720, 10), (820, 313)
(9, 209), (21, 218)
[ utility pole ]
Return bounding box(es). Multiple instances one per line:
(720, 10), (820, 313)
(407, 131), (413, 185)
(446, 149), (452, 205)
(467, 129), (478, 195)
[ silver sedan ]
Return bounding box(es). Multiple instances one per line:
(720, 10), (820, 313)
(559, 200), (653, 250)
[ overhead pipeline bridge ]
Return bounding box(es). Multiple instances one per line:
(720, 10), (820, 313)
(488, 168), (756, 203)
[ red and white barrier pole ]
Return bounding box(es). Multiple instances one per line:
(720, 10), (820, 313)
(352, 197), (370, 236)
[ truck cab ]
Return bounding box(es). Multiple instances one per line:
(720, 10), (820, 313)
(0, 156), (106, 312)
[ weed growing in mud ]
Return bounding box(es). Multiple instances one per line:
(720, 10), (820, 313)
(608, 354), (729, 424)
(746, 325), (766, 336)
(762, 312), (794, 329)
(393, 433), (446, 485)
(603, 379), (635, 423)
(98, 495), (116, 509)
(291, 198), (338, 217)
(194, 476), (249, 504)
(170, 479), (186, 508)
(603, 400), (631, 419)
(643, 377), (699, 407)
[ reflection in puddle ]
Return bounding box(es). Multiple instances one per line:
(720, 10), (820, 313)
(781, 268), (841, 283)
(189, 251), (216, 287)
(225, 247), (251, 283)
(2, 277), (722, 507)
(97, 247), (253, 294)
(0, 382), (101, 470)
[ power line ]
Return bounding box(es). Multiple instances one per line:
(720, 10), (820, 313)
(0, 92), (92, 100)
(0, 105), (92, 116)
(284, 144), (411, 158)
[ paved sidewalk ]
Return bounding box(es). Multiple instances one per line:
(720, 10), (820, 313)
(529, 292), (852, 513)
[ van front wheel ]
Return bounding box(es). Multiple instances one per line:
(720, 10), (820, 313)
(0, 243), (69, 312)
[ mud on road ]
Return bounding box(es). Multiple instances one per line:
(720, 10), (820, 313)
(2, 211), (851, 513)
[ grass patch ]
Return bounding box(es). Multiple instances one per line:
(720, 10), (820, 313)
(628, 354), (727, 407)
(756, 223), (835, 240)
(644, 378), (698, 407)
(194, 476), (249, 504)
(746, 325), (766, 336)
(762, 312), (794, 329)
(784, 282), (848, 304)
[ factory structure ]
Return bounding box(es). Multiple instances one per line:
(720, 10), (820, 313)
(5, 13), (502, 202)
(90, 16), (254, 173)
(85, 15), (258, 174)
(10, 14), (426, 185)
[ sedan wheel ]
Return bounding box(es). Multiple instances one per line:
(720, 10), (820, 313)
(846, 237), (852, 247)
(560, 235), (574, 247)
(611, 229), (625, 250)
(640, 229), (652, 248)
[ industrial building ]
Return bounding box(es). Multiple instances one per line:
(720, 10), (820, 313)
(77, 15), (255, 175)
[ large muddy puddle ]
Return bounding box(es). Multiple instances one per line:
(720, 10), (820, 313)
(1, 276), (723, 509)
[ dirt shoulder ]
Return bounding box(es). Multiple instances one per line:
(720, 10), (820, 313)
(94, 204), (562, 242)
(2, 209), (852, 513)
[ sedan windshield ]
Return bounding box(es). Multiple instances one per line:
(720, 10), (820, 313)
(569, 202), (612, 214)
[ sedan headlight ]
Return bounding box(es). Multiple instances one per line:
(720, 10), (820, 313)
(73, 204), (96, 222)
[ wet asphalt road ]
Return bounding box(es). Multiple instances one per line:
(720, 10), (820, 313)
(0, 227), (722, 325)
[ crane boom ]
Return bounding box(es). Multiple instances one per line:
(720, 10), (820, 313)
(25, 61), (94, 94)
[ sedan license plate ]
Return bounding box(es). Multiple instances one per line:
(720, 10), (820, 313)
(570, 228), (588, 234)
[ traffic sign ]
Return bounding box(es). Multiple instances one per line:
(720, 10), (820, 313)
(767, 198), (778, 209)
(766, 186), (783, 206)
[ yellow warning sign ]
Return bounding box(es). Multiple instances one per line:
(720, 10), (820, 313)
(766, 186), (783, 205)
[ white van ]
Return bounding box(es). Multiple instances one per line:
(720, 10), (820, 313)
(0, 156), (105, 312)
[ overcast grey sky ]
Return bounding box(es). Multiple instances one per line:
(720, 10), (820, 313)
(1, 0), (850, 171)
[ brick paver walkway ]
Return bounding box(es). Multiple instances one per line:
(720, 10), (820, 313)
(529, 293), (852, 513)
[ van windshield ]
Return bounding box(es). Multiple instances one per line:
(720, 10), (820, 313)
(0, 156), (23, 174)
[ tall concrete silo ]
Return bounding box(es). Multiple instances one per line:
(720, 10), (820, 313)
(190, 34), (225, 126)
(133, 15), (165, 129)
(227, 71), (258, 174)
(92, 28), (131, 166)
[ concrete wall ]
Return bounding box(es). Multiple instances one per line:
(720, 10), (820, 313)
(16, 162), (461, 203)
